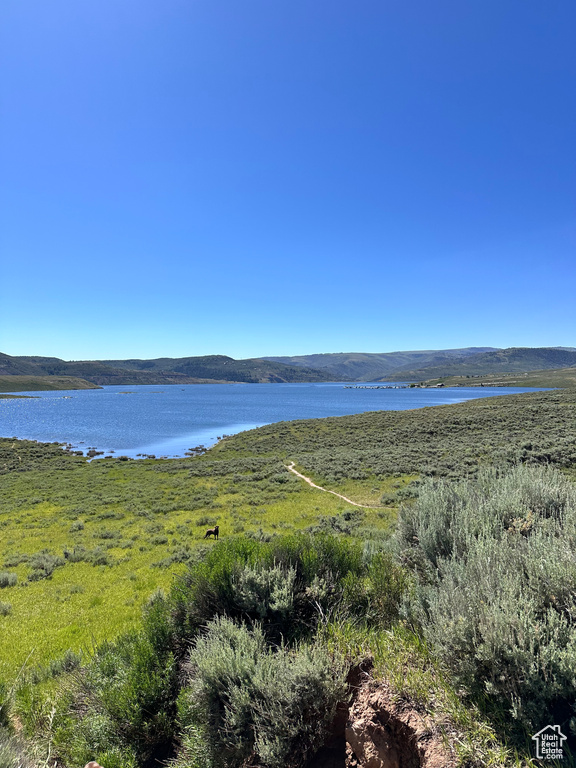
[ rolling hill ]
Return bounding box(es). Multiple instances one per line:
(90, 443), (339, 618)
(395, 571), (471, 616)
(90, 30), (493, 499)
(101, 355), (346, 383)
(377, 347), (576, 381)
(3, 347), (575, 389)
(263, 347), (498, 381)
(0, 353), (344, 386)
(422, 367), (576, 389)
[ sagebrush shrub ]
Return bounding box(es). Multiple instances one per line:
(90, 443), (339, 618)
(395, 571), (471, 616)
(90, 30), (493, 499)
(171, 534), (367, 644)
(399, 465), (576, 728)
(196, 515), (217, 527)
(0, 573), (17, 589)
(233, 563), (296, 620)
(37, 534), (411, 768)
(183, 617), (347, 768)
(27, 551), (65, 581)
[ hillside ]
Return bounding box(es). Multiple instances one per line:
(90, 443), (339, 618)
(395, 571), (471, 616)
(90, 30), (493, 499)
(0, 375), (101, 392)
(378, 346), (576, 381)
(210, 387), (576, 479)
(101, 354), (345, 383)
(4, 347), (576, 387)
(0, 353), (344, 386)
(264, 347), (498, 380)
(424, 367), (576, 389)
(0, 353), (50, 376)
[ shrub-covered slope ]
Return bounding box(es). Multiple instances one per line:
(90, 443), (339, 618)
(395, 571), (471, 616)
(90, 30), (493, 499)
(263, 347), (497, 381)
(0, 352), (344, 385)
(211, 388), (576, 481)
(379, 346), (576, 380)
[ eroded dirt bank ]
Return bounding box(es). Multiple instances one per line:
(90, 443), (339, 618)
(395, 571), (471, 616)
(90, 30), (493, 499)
(308, 667), (458, 768)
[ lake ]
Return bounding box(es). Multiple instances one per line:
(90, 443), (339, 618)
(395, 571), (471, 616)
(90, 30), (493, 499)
(0, 383), (545, 459)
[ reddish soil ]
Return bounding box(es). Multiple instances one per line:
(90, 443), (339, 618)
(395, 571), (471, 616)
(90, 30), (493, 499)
(307, 665), (458, 768)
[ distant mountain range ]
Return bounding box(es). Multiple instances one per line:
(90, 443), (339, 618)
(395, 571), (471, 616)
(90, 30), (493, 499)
(264, 348), (498, 381)
(265, 347), (576, 381)
(0, 353), (343, 386)
(375, 347), (576, 381)
(1, 347), (575, 389)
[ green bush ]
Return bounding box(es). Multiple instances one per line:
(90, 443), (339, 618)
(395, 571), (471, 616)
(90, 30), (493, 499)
(27, 649), (82, 686)
(308, 509), (364, 535)
(92, 618), (176, 752)
(28, 534), (412, 767)
(53, 709), (138, 768)
(233, 563), (296, 620)
(166, 723), (214, 768)
(182, 617), (347, 768)
(91, 547), (111, 566)
(398, 463), (576, 567)
(3, 553), (28, 569)
(95, 529), (119, 540)
(0, 573), (17, 589)
(0, 603), (11, 617)
(399, 465), (576, 730)
(63, 545), (89, 562)
(171, 534), (366, 645)
(196, 515), (218, 527)
(27, 551), (65, 581)
(342, 550), (412, 627)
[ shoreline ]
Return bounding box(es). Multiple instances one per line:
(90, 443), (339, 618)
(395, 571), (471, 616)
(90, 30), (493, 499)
(0, 385), (553, 462)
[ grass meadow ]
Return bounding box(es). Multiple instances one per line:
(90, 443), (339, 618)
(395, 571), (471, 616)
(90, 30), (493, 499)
(0, 445), (394, 682)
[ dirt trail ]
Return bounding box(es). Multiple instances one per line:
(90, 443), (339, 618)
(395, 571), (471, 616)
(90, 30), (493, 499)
(285, 462), (382, 509)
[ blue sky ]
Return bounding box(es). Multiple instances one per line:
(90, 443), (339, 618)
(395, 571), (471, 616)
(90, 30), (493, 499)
(1, 0), (574, 360)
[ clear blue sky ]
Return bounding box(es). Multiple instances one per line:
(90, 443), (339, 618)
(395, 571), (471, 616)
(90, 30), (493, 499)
(1, 0), (574, 360)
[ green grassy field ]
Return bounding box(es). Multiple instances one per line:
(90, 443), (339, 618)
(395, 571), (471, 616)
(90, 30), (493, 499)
(0, 443), (392, 681)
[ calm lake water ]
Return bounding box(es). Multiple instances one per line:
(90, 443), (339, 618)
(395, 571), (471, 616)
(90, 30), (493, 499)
(0, 383), (544, 459)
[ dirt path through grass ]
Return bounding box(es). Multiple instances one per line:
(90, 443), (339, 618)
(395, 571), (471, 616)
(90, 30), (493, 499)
(285, 461), (382, 509)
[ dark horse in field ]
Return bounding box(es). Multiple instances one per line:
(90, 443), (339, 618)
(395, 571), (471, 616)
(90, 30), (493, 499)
(203, 524), (219, 540)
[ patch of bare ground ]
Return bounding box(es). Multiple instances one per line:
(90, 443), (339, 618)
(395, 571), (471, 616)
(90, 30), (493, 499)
(307, 665), (457, 768)
(345, 681), (458, 768)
